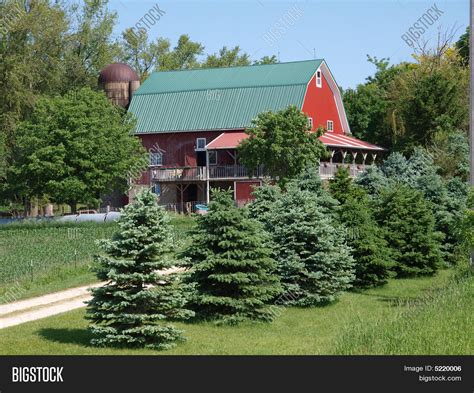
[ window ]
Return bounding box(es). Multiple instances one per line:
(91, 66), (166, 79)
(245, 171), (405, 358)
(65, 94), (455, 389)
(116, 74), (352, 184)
(150, 152), (163, 166)
(196, 138), (207, 150)
(316, 70), (322, 88)
(307, 117), (313, 130)
(208, 150), (217, 165)
(152, 184), (161, 196)
(327, 120), (334, 132)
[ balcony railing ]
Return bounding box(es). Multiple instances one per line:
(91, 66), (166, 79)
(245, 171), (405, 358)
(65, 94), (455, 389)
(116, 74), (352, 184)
(151, 165), (264, 182)
(209, 165), (264, 180)
(151, 167), (207, 182)
(319, 162), (368, 179)
(151, 163), (369, 182)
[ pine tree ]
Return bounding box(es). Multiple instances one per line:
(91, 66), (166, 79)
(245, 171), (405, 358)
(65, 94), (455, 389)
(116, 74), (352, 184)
(329, 168), (394, 288)
(247, 180), (281, 221)
(376, 185), (443, 277)
(292, 165), (339, 217)
(87, 189), (193, 350)
(267, 183), (355, 306)
(184, 189), (282, 324)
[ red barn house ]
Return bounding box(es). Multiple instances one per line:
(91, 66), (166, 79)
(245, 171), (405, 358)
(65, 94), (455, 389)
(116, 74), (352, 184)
(123, 60), (383, 210)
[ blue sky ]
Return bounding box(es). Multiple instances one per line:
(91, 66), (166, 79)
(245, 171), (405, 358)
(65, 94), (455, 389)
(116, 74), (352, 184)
(108, 0), (469, 88)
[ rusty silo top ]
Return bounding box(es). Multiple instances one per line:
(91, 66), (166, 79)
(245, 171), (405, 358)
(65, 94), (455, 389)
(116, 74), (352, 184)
(98, 63), (140, 84)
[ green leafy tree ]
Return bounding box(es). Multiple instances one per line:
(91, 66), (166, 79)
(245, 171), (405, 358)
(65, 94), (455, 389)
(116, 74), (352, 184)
(238, 106), (327, 187)
(429, 129), (470, 180)
(0, 0), (120, 204)
(455, 27), (469, 66)
(376, 185), (443, 277)
(87, 189), (193, 349)
(253, 55), (278, 65)
(6, 87), (144, 212)
(119, 31), (210, 79)
(63, 0), (120, 91)
(184, 189), (282, 324)
(201, 46), (250, 68)
(265, 180), (355, 306)
(343, 48), (468, 153)
(329, 168), (394, 288)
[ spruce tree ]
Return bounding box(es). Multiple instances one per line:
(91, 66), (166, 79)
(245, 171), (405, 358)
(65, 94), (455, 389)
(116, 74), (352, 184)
(376, 185), (443, 277)
(247, 180), (281, 221)
(267, 183), (355, 306)
(329, 168), (394, 288)
(184, 189), (281, 324)
(293, 165), (339, 217)
(87, 189), (193, 350)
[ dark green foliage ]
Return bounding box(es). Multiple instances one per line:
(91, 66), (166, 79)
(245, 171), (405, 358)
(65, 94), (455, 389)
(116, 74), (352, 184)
(429, 129), (470, 181)
(264, 178), (355, 306)
(329, 168), (394, 288)
(354, 165), (389, 197)
(376, 185), (443, 277)
(247, 181), (281, 221)
(87, 189), (193, 350)
(294, 166), (339, 217)
(184, 189), (282, 324)
(339, 197), (394, 288)
(6, 87), (143, 212)
(328, 166), (353, 204)
(358, 149), (469, 265)
(455, 27), (469, 66)
(343, 51), (468, 153)
(238, 106), (328, 187)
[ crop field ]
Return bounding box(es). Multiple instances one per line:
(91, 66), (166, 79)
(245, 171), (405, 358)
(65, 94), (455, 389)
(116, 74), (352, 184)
(0, 214), (195, 302)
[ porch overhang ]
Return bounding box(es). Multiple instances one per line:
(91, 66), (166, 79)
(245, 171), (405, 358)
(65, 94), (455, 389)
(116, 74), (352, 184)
(205, 131), (384, 152)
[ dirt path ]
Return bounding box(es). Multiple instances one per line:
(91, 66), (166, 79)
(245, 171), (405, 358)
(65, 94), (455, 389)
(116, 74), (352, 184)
(0, 267), (183, 330)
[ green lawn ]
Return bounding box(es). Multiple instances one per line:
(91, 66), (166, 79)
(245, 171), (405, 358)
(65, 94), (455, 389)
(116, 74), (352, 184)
(0, 214), (194, 303)
(1, 269), (470, 355)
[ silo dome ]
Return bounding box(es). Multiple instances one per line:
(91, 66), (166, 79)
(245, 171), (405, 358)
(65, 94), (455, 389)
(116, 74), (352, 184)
(99, 63), (140, 84)
(99, 63), (140, 109)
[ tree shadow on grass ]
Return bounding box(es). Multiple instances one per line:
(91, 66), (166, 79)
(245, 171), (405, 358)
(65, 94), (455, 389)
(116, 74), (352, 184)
(38, 328), (93, 347)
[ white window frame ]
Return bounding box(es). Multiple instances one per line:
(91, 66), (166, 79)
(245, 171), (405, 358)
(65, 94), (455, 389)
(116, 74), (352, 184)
(327, 120), (334, 132)
(307, 117), (313, 130)
(208, 150), (217, 166)
(316, 70), (322, 88)
(150, 152), (163, 166)
(195, 138), (207, 151)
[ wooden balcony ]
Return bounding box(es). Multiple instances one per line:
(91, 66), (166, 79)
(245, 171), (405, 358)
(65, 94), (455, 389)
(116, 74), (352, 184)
(151, 163), (368, 182)
(151, 167), (207, 182)
(319, 163), (369, 179)
(151, 165), (264, 182)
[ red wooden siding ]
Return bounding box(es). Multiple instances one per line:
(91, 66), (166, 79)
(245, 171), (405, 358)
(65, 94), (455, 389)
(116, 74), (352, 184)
(235, 180), (262, 201)
(302, 73), (343, 134)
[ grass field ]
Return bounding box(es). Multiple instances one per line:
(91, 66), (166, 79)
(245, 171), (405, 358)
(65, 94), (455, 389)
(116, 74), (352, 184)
(0, 214), (194, 303)
(1, 268), (471, 355)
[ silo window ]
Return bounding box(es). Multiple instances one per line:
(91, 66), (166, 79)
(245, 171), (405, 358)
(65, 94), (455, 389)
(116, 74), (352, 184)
(150, 152), (163, 166)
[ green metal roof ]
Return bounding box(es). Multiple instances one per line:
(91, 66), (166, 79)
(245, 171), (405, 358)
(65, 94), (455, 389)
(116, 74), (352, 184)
(129, 59), (323, 133)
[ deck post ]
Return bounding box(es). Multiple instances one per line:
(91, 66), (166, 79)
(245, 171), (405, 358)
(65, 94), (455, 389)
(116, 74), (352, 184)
(206, 149), (210, 204)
